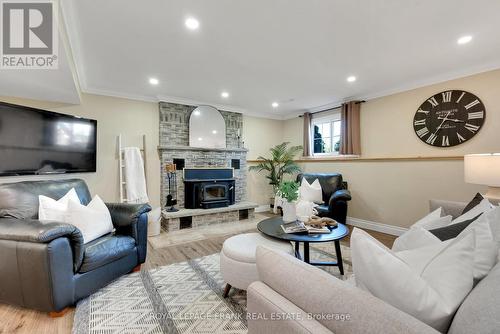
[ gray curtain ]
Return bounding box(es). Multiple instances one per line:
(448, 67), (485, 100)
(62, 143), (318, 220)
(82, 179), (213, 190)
(340, 101), (361, 155)
(303, 112), (312, 156)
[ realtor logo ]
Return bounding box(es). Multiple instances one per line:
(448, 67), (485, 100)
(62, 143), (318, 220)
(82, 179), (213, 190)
(1, 0), (58, 69)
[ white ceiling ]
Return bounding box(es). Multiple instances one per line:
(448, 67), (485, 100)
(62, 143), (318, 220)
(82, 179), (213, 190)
(0, 31), (80, 104)
(13, 0), (500, 118)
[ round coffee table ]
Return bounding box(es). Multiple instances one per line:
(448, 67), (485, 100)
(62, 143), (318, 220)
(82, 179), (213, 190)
(257, 216), (349, 275)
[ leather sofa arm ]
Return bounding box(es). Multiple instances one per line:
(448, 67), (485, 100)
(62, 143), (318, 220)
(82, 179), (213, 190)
(105, 203), (152, 228)
(0, 217), (82, 243)
(330, 189), (352, 204)
(0, 218), (84, 272)
(106, 203), (151, 264)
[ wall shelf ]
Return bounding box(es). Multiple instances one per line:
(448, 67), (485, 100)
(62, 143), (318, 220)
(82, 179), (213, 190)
(158, 145), (248, 153)
(248, 155), (464, 163)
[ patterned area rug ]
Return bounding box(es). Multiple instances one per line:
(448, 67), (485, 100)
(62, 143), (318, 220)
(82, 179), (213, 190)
(72, 244), (352, 334)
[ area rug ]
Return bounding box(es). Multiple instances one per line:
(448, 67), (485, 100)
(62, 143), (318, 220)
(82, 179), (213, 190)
(72, 245), (352, 334)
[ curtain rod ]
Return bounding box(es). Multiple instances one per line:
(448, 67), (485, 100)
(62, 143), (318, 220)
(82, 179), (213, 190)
(298, 100), (365, 117)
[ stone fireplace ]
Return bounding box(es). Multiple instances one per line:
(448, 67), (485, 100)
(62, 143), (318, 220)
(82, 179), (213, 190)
(158, 102), (256, 231)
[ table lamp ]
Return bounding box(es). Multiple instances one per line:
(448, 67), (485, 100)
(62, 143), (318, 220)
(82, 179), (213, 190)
(464, 153), (500, 200)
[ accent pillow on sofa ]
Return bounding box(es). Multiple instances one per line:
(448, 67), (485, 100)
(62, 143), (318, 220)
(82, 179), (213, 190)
(394, 211), (498, 280)
(65, 195), (114, 243)
(452, 197), (493, 224)
(391, 209), (452, 251)
(299, 178), (323, 204)
(411, 207), (446, 229)
(392, 226), (442, 252)
(38, 188), (80, 221)
(352, 228), (475, 332)
(461, 192), (487, 215)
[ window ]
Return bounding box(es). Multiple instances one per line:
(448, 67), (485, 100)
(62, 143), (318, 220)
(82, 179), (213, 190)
(312, 113), (341, 155)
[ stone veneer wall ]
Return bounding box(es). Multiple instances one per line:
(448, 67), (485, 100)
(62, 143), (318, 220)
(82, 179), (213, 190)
(159, 102), (242, 148)
(158, 102), (247, 208)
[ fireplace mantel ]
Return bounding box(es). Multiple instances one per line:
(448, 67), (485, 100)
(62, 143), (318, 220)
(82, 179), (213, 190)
(158, 145), (248, 153)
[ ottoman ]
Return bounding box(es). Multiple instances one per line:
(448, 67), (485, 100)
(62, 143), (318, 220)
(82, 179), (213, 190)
(220, 232), (294, 297)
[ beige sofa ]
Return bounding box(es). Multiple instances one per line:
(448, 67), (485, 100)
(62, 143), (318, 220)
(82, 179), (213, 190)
(247, 200), (500, 334)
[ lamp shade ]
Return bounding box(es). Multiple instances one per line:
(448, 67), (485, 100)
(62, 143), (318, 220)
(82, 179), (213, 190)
(464, 154), (500, 187)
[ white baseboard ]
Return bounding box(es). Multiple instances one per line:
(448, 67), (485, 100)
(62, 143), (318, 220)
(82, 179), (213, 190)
(255, 205), (271, 213)
(346, 217), (408, 236)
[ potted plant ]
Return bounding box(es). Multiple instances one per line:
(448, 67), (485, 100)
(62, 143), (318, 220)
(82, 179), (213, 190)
(276, 181), (300, 222)
(248, 142), (302, 206)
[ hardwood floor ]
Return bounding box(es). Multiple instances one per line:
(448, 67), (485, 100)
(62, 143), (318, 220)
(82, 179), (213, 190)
(0, 218), (395, 334)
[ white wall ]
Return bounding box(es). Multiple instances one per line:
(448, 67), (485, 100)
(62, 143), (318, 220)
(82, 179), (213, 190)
(0, 93), (162, 207)
(282, 69), (500, 227)
(243, 115), (284, 206)
(3, 69), (499, 226)
(0, 94), (282, 209)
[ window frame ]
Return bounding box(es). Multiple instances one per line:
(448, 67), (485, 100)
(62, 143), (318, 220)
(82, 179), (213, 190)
(311, 112), (342, 156)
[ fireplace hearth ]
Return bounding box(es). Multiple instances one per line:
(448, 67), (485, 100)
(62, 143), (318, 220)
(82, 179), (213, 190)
(184, 168), (235, 209)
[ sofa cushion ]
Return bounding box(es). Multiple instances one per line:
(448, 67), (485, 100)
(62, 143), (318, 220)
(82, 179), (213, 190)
(461, 193), (487, 215)
(297, 173), (343, 204)
(352, 228), (475, 332)
(448, 262), (500, 334)
(428, 214), (481, 241)
(299, 178), (323, 204)
(79, 235), (135, 273)
(0, 179), (92, 219)
(65, 196), (114, 244)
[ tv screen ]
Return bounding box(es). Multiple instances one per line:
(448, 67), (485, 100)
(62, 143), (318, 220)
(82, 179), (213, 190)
(0, 102), (97, 176)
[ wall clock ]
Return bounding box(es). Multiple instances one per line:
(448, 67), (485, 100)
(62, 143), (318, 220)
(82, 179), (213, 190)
(413, 90), (485, 147)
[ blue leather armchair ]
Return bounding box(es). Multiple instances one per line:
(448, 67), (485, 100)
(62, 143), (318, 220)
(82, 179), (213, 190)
(297, 173), (351, 224)
(0, 179), (151, 313)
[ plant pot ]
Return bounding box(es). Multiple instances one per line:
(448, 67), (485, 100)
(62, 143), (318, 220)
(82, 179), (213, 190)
(270, 196), (275, 209)
(282, 201), (297, 222)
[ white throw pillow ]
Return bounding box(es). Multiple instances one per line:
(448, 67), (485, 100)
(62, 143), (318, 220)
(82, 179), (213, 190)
(393, 213), (497, 280)
(412, 207), (442, 226)
(392, 209), (451, 252)
(352, 228), (475, 332)
(480, 205), (500, 247)
(299, 178), (323, 204)
(38, 188), (80, 222)
(452, 198), (494, 224)
(392, 226), (442, 252)
(412, 208), (452, 230)
(458, 214), (498, 279)
(65, 195), (114, 244)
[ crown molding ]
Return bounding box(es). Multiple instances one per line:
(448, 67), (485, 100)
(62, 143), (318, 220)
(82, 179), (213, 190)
(358, 61), (500, 102)
(59, 0), (88, 91)
(156, 94), (284, 120)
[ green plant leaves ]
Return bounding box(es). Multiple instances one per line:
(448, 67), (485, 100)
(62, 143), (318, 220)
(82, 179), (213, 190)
(248, 142), (303, 194)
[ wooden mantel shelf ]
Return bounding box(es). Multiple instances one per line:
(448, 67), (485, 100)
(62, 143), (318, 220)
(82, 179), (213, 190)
(158, 145), (248, 153)
(247, 155), (464, 163)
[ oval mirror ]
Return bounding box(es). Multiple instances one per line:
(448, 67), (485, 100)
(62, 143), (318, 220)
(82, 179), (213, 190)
(189, 106), (226, 148)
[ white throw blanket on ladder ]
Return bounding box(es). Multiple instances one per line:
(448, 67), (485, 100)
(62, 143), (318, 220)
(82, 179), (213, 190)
(123, 147), (149, 203)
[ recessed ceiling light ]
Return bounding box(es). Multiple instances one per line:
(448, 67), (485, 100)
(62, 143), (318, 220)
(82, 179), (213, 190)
(347, 76), (357, 83)
(197, 137), (203, 141)
(271, 102), (279, 108)
(457, 35), (472, 45)
(221, 91), (229, 98)
(212, 130), (218, 134)
(193, 110), (201, 116)
(149, 77), (159, 85)
(185, 17), (200, 30)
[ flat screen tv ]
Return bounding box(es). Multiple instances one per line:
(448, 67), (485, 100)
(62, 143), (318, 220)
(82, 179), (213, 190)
(0, 102), (97, 176)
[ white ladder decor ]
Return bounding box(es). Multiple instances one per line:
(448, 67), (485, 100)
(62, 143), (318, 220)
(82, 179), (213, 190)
(117, 134), (147, 203)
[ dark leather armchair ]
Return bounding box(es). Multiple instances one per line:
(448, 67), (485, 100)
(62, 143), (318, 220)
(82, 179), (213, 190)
(297, 173), (351, 224)
(0, 179), (151, 313)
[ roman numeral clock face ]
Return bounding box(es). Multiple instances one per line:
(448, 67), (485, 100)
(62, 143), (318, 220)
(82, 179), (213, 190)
(413, 90), (485, 147)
